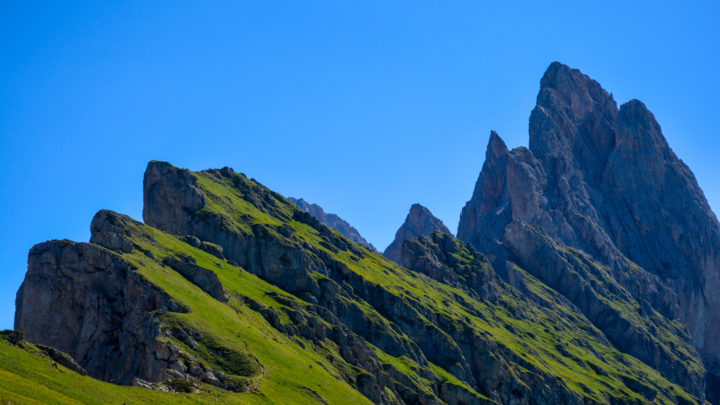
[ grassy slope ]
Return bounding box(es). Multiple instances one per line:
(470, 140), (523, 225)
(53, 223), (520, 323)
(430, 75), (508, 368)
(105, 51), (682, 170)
(0, 336), (264, 405)
(1, 219), (372, 404)
(188, 169), (699, 404)
(114, 219), (373, 405)
(0, 165), (701, 404)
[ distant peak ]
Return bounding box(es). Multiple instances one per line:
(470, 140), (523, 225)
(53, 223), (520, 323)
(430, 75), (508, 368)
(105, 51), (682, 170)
(487, 131), (509, 160)
(539, 61), (584, 92)
(619, 99), (650, 116)
(409, 203), (431, 215)
(289, 197), (375, 251)
(384, 203), (452, 264)
(536, 62), (615, 112)
(407, 203), (447, 229)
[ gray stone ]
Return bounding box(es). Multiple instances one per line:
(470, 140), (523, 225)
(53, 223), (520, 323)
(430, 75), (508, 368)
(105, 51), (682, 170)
(14, 240), (187, 385)
(290, 197), (375, 251)
(457, 61), (719, 401)
(384, 204), (452, 264)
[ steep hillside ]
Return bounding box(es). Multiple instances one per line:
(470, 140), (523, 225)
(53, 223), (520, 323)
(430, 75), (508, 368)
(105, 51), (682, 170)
(6, 61), (718, 405)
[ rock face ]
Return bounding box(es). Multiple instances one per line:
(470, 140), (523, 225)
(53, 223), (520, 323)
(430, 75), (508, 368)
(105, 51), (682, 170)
(399, 231), (499, 300)
(14, 239), (187, 384)
(458, 61), (720, 401)
(142, 162), (703, 403)
(290, 197), (376, 251)
(162, 254), (226, 302)
(384, 204), (452, 264)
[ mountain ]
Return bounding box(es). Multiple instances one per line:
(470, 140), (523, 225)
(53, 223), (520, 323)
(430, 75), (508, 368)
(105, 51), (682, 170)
(289, 197), (376, 251)
(384, 204), (452, 264)
(6, 62), (719, 404)
(458, 62), (720, 402)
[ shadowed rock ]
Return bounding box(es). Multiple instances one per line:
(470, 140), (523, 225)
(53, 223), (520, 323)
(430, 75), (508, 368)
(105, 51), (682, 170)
(384, 204), (452, 264)
(458, 61), (719, 401)
(14, 239), (187, 385)
(290, 197), (375, 251)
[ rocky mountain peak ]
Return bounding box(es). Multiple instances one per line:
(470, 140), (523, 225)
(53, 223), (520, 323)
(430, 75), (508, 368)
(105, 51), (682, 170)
(530, 62), (618, 185)
(486, 130), (509, 161)
(383, 204), (451, 264)
(143, 160), (206, 236)
(458, 61), (720, 402)
(614, 99), (671, 156)
(289, 197), (376, 251)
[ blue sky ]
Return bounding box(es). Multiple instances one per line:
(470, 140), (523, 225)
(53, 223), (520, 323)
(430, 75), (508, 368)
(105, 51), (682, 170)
(1, 1), (718, 329)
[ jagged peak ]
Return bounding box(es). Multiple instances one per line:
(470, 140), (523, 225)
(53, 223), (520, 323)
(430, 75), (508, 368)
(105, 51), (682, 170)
(384, 203), (451, 264)
(487, 130), (509, 160)
(529, 63), (619, 184)
(618, 99), (660, 131)
(289, 197), (376, 251)
(536, 62), (617, 117)
(539, 61), (578, 89)
(614, 99), (671, 157)
(406, 204), (451, 235)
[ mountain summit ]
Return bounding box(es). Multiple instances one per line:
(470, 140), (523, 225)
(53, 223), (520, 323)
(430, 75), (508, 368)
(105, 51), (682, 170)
(7, 62), (719, 404)
(459, 61), (720, 402)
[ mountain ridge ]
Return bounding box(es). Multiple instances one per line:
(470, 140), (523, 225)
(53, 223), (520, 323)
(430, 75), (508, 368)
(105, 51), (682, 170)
(458, 61), (720, 402)
(289, 197), (376, 251)
(6, 61), (719, 404)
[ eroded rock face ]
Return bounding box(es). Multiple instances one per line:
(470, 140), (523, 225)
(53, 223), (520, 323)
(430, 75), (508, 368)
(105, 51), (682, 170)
(458, 61), (720, 401)
(384, 204), (452, 264)
(162, 255), (226, 302)
(143, 160), (207, 236)
(290, 197), (376, 251)
(400, 232), (498, 300)
(14, 240), (186, 385)
(142, 163), (605, 404)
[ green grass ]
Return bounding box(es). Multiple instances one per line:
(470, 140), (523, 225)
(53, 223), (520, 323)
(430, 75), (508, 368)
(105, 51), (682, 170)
(112, 220), (372, 405)
(0, 335), (273, 404)
(1, 164), (704, 404)
(181, 168), (701, 404)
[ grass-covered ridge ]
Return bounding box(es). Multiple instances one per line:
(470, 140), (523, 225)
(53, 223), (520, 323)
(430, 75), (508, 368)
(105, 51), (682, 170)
(96, 213), (375, 404)
(2, 161), (704, 404)
(145, 164), (700, 404)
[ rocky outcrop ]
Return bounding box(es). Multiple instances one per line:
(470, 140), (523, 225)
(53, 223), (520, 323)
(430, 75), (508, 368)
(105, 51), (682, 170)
(290, 197), (375, 251)
(458, 61), (719, 401)
(14, 239), (187, 385)
(143, 160), (207, 236)
(384, 204), (452, 264)
(1, 330), (87, 376)
(142, 161), (701, 404)
(400, 231), (498, 300)
(162, 255), (226, 302)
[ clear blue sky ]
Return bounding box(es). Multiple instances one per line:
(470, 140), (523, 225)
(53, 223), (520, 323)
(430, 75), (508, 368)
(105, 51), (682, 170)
(1, 1), (718, 329)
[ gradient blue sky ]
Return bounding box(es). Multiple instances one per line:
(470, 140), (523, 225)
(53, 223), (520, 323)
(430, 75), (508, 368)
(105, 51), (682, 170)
(1, 1), (718, 329)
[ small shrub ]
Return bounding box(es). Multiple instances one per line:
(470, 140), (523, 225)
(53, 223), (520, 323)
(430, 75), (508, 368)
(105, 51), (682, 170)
(168, 378), (195, 393)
